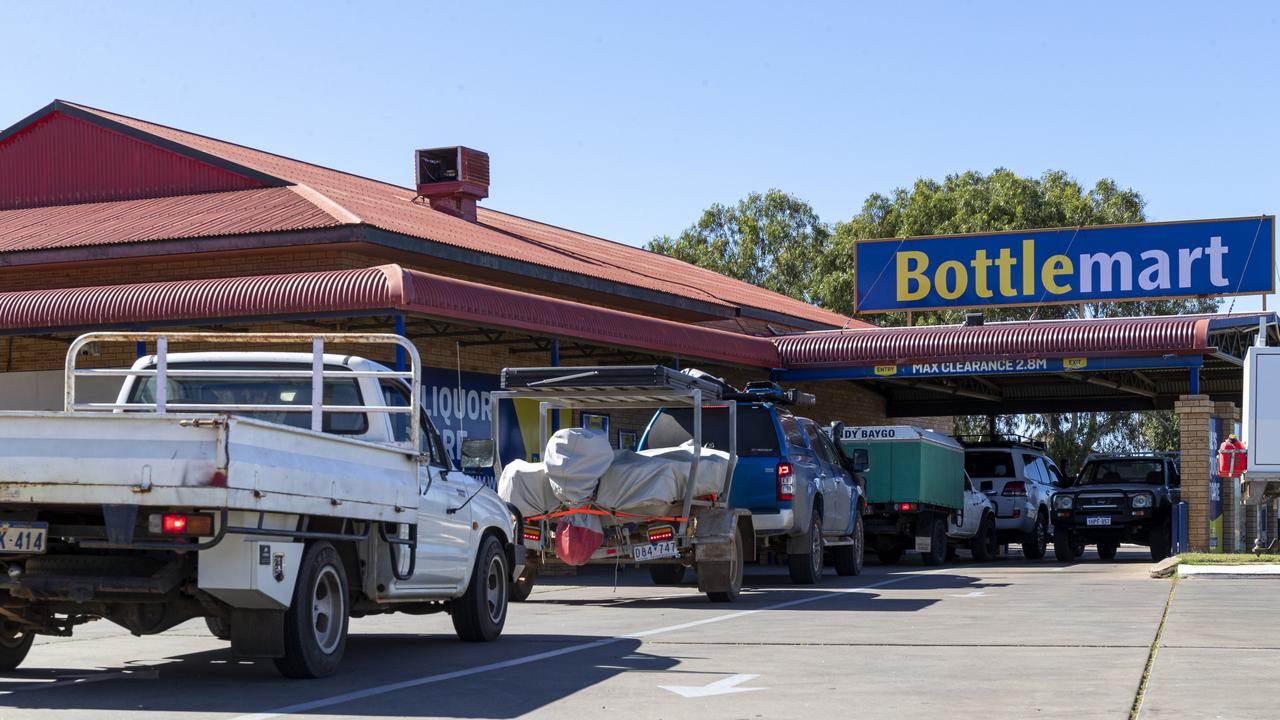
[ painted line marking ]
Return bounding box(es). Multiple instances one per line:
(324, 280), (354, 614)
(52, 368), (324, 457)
(949, 590), (988, 598)
(0, 668), (158, 695)
(660, 673), (765, 698)
(229, 573), (921, 720)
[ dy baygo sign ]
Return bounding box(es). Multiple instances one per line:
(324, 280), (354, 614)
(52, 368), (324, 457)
(854, 216), (1275, 313)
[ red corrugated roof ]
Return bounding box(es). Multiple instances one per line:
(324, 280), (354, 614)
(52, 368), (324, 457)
(0, 187), (340, 251)
(774, 315), (1224, 368)
(0, 101), (863, 330)
(0, 264), (781, 368)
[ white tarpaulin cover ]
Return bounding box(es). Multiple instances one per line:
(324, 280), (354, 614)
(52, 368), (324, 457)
(497, 460), (558, 518)
(596, 450), (681, 516)
(639, 443), (731, 498)
(544, 428), (612, 505)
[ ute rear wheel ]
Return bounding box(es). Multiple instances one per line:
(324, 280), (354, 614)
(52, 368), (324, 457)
(919, 512), (948, 566)
(1097, 539), (1119, 561)
(510, 563), (538, 602)
(649, 564), (687, 586)
(0, 622), (34, 672)
(452, 535), (509, 642)
(788, 510), (824, 584)
(971, 513), (998, 562)
(205, 616), (231, 641)
(876, 538), (903, 565)
(274, 541), (349, 679)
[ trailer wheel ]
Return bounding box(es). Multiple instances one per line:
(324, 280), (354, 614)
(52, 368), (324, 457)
(788, 511), (824, 584)
(1023, 511), (1049, 560)
(971, 514), (997, 562)
(510, 562), (538, 602)
(452, 535), (509, 642)
(834, 513), (864, 576)
(706, 523), (745, 603)
(205, 616), (231, 641)
(0, 622), (34, 671)
(1097, 539), (1119, 561)
(649, 564), (687, 585)
(275, 541), (349, 679)
(1053, 528), (1079, 562)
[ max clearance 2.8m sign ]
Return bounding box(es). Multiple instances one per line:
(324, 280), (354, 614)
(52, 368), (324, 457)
(854, 216), (1274, 313)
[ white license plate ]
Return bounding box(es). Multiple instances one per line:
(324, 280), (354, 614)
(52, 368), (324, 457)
(632, 540), (679, 562)
(0, 522), (47, 554)
(1086, 516), (1112, 526)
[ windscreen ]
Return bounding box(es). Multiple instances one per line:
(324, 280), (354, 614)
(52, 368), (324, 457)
(964, 450), (1015, 478)
(127, 362), (367, 434)
(639, 405), (780, 457)
(1078, 459), (1166, 485)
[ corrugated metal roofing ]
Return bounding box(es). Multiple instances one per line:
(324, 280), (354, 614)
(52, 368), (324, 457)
(12, 101), (863, 330)
(773, 315), (1224, 368)
(0, 187), (341, 251)
(0, 264), (782, 368)
(0, 111), (268, 210)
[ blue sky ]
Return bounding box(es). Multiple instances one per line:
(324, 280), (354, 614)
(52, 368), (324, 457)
(5, 1), (1277, 311)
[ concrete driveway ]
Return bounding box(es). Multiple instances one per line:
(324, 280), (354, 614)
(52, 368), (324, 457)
(0, 547), (1272, 719)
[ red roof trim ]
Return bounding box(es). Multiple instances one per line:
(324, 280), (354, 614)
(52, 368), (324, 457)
(773, 315), (1229, 368)
(0, 264), (781, 369)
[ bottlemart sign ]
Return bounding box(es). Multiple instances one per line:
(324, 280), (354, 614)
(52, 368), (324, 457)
(853, 216), (1274, 313)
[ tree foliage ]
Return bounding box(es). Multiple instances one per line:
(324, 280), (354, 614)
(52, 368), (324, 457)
(649, 169), (1219, 473)
(647, 190), (829, 304)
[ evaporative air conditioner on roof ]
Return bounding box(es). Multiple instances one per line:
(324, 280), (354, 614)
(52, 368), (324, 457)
(414, 146), (490, 222)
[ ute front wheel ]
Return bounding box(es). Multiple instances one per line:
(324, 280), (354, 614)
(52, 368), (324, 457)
(453, 535), (509, 642)
(1054, 528), (1079, 562)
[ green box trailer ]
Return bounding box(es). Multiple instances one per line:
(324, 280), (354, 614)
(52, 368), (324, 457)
(839, 425), (965, 565)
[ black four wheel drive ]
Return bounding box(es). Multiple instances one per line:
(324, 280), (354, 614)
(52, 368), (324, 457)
(1050, 453), (1180, 562)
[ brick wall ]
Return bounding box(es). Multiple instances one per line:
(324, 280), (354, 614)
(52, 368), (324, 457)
(1176, 394), (1214, 552)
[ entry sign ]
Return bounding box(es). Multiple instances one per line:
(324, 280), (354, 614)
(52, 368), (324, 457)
(854, 216), (1275, 313)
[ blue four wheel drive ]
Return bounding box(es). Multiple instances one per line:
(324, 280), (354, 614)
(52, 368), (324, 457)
(638, 383), (865, 584)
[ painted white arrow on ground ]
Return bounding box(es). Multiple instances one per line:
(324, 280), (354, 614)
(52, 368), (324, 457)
(659, 673), (767, 698)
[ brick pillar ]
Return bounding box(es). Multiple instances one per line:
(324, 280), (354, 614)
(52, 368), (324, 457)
(1176, 395), (1215, 552)
(1215, 401), (1241, 552)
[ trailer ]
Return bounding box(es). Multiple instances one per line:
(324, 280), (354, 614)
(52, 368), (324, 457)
(488, 366), (751, 602)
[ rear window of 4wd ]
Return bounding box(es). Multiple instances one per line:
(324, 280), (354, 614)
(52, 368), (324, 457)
(641, 406), (781, 457)
(965, 450), (1015, 478)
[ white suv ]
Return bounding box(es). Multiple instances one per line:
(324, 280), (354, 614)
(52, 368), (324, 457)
(962, 438), (1065, 560)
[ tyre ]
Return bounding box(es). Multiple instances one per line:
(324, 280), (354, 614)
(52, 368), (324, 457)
(205, 616), (231, 641)
(1097, 539), (1119, 561)
(510, 563), (538, 602)
(0, 621), (34, 671)
(971, 513), (998, 562)
(788, 509), (824, 584)
(707, 523), (746, 602)
(1149, 520), (1173, 561)
(649, 564), (687, 586)
(1054, 528), (1079, 562)
(919, 512), (947, 566)
(274, 541), (349, 679)
(452, 535), (509, 642)
(1023, 511), (1049, 560)
(876, 538), (903, 565)
(834, 513), (864, 576)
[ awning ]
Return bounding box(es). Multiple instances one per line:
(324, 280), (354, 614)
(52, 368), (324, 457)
(0, 264), (782, 369)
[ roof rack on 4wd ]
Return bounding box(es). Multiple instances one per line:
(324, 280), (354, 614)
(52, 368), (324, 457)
(726, 380), (816, 407)
(956, 433), (1046, 450)
(1083, 451), (1181, 462)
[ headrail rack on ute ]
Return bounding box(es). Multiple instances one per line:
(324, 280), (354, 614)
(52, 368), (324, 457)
(493, 365), (751, 602)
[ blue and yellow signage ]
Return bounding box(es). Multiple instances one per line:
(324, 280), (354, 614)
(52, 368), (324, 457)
(854, 216), (1274, 313)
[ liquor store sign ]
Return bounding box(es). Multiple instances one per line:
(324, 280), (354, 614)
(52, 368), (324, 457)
(854, 216), (1274, 313)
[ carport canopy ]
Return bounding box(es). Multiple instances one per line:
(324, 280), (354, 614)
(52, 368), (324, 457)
(772, 313), (1278, 416)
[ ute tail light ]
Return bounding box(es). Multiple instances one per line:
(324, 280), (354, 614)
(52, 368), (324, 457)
(647, 525), (675, 542)
(149, 512), (214, 536)
(897, 502), (917, 512)
(1002, 481), (1027, 497)
(777, 462), (795, 501)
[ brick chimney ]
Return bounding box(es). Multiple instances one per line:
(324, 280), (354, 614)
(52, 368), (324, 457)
(415, 147), (489, 221)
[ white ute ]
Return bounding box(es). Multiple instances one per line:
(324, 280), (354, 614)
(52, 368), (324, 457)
(0, 332), (519, 678)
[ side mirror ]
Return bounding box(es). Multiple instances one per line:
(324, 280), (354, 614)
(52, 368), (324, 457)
(460, 438), (496, 470)
(849, 448), (870, 473)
